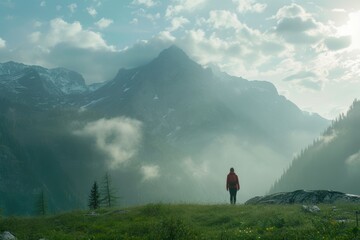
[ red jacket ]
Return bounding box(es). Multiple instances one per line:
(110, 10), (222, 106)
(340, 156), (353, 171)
(226, 172), (240, 190)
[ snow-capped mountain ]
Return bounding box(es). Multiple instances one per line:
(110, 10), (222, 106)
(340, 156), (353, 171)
(0, 61), (88, 107)
(88, 45), (327, 151)
(81, 46), (330, 205)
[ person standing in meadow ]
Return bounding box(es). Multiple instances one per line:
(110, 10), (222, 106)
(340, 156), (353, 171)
(226, 167), (240, 204)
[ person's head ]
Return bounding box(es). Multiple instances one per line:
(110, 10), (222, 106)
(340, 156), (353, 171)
(230, 167), (234, 173)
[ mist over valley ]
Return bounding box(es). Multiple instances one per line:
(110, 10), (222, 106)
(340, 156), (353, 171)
(0, 46), (337, 215)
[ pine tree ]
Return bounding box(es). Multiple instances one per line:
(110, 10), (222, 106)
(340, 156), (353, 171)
(101, 172), (118, 208)
(35, 189), (47, 216)
(88, 181), (100, 210)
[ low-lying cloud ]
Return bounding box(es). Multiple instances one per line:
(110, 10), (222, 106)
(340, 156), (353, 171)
(141, 164), (160, 181)
(75, 117), (143, 169)
(319, 129), (338, 145)
(346, 150), (360, 176)
(0, 37), (5, 48)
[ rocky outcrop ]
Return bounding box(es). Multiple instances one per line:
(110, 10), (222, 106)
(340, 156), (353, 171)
(245, 190), (360, 204)
(302, 205), (320, 213)
(0, 231), (17, 240)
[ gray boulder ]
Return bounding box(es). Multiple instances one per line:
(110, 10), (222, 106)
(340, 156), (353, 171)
(245, 190), (360, 204)
(302, 205), (320, 213)
(0, 231), (17, 240)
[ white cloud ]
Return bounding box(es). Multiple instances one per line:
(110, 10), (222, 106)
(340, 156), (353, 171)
(206, 10), (243, 30)
(273, 3), (326, 45)
(28, 31), (41, 43)
(337, 11), (360, 49)
(132, 0), (157, 8)
(68, 3), (77, 13)
(279, 50), (333, 91)
(0, 37), (6, 48)
(5, 31), (172, 84)
(277, 18), (317, 33)
(169, 10), (287, 79)
(232, 0), (267, 13)
(158, 31), (176, 41)
(320, 129), (337, 144)
(95, 18), (113, 29)
(273, 3), (309, 20)
(167, 16), (189, 32)
(75, 117), (143, 169)
(87, 7), (97, 17)
(133, 8), (161, 22)
(149, 13), (161, 21)
(13, 19), (117, 83)
(165, 0), (206, 17)
(140, 165), (160, 181)
(324, 36), (351, 51)
(40, 1), (46, 7)
(283, 71), (317, 82)
(298, 79), (322, 91)
(332, 8), (346, 13)
(346, 150), (360, 176)
(347, 151), (360, 164)
(39, 18), (115, 51)
(130, 18), (138, 24)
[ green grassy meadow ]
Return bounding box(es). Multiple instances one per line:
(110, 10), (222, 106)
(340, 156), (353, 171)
(0, 203), (359, 239)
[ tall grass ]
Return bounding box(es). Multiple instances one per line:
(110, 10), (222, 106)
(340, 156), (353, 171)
(0, 204), (359, 239)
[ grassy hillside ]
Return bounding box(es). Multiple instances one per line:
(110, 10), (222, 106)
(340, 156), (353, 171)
(0, 204), (359, 239)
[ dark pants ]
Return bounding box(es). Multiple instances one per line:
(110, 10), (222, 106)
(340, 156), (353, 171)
(229, 189), (237, 204)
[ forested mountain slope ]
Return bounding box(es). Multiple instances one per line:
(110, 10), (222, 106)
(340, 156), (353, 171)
(271, 100), (360, 194)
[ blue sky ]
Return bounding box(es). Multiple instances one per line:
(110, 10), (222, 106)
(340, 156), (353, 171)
(1, 0), (360, 119)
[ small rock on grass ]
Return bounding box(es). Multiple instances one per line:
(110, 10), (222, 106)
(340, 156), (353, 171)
(302, 205), (320, 213)
(0, 231), (17, 240)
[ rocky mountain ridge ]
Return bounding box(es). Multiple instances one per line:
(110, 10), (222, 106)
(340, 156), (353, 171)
(0, 61), (89, 108)
(0, 61), (89, 95)
(86, 46), (327, 152)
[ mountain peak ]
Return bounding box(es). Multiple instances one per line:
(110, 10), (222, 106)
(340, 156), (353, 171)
(156, 45), (191, 63)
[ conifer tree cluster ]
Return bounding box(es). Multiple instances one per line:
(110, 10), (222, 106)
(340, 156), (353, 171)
(88, 172), (118, 210)
(88, 181), (100, 210)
